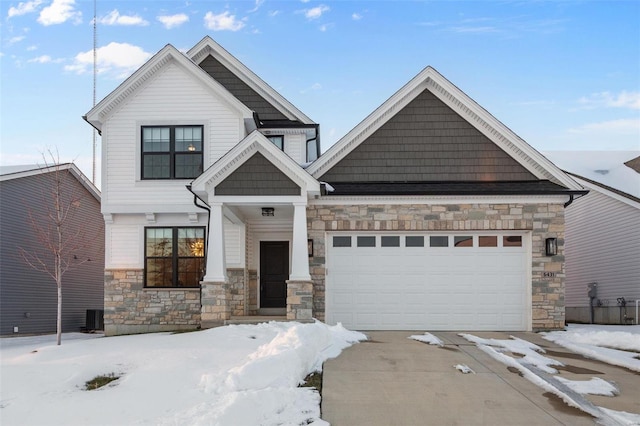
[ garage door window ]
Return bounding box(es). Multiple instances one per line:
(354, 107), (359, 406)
(333, 236), (352, 247)
(357, 236), (376, 247)
(381, 236), (400, 247)
(479, 236), (498, 247)
(454, 236), (473, 247)
(406, 236), (424, 247)
(504, 236), (522, 247)
(430, 236), (448, 247)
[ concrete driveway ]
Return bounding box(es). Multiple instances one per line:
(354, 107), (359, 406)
(321, 331), (639, 425)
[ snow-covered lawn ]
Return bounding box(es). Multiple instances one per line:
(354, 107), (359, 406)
(0, 321), (365, 426)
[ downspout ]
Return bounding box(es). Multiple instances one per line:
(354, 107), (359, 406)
(563, 194), (574, 208)
(186, 184), (211, 277)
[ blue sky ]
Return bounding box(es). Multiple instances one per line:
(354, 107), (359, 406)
(1, 0), (639, 186)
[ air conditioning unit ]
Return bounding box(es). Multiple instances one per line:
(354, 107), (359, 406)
(86, 309), (104, 331)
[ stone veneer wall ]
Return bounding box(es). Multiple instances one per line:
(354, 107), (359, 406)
(228, 268), (246, 316)
(306, 203), (566, 331)
(104, 269), (200, 336)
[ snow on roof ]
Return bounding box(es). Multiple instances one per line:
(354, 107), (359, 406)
(543, 151), (640, 199)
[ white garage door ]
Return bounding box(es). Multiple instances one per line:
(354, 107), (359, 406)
(326, 233), (530, 331)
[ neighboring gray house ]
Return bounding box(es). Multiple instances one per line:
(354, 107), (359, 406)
(85, 36), (585, 336)
(0, 164), (104, 335)
(545, 151), (640, 325)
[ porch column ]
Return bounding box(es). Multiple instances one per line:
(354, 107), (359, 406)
(200, 202), (230, 327)
(289, 201), (311, 281)
(203, 202), (227, 282)
(287, 201), (313, 321)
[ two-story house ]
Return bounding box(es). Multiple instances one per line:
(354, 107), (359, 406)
(85, 36), (585, 336)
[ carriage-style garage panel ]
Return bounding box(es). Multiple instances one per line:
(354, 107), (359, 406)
(326, 232), (531, 331)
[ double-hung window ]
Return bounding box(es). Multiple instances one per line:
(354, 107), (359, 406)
(145, 227), (205, 288)
(142, 125), (203, 179)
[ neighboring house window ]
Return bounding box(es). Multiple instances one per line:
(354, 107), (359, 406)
(267, 135), (284, 150)
(142, 126), (203, 179)
(145, 227), (205, 288)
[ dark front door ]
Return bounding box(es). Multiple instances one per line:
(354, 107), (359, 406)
(260, 241), (289, 308)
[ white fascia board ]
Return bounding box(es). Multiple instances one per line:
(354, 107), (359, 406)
(212, 195), (307, 204)
(102, 203), (200, 214)
(191, 130), (320, 199)
(84, 44), (253, 131)
(187, 36), (315, 125)
(307, 66), (582, 191)
(571, 175), (640, 209)
(310, 194), (572, 206)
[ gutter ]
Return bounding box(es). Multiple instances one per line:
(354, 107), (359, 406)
(82, 115), (102, 136)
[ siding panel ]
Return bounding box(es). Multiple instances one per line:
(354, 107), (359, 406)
(564, 189), (640, 307)
(320, 89), (536, 183)
(104, 62), (243, 210)
(0, 172), (104, 335)
(199, 55), (287, 121)
(215, 152), (300, 195)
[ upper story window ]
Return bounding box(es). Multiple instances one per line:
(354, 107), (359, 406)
(142, 125), (203, 179)
(267, 135), (284, 150)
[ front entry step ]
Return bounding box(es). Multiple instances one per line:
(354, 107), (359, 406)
(223, 316), (315, 326)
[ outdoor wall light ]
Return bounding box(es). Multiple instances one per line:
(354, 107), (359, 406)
(261, 207), (275, 217)
(545, 237), (557, 256)
(308, 239), (314, 257)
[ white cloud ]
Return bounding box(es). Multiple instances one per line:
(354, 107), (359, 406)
(204, 11), (246, 31)
(7, 0), (43, 18)
(157, 13), (189, 29)
(65, 42), (151, 78)
(7, 35), (26, 45)
(27, 45), (38, 51)
(569, 118), (640, 135)
(28, 54), (51, 63)
(37, 0), (81, 26)
(305, 5), (329, 20)
(300, 82), (322, 94)
(352, 13), (362, 21)
(98, 9), (148, 26)
(268, 10), (280, 17)
(248, 0), (264, 13)
(578, 91), (640, 110)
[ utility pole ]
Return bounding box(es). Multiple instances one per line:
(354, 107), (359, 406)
(92, 0), (97, 184)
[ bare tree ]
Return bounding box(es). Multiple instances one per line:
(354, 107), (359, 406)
(18, 149), (96, 345)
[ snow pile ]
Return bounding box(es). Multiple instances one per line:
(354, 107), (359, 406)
(542, 324), (640, 373)
(0, 321), (366, 426)
(453, 364), (475, 374)
(408, 332), (444, 346)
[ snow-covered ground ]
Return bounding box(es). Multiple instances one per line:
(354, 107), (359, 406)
(2, 323), (638, 425)
(0, 321), (366, 426)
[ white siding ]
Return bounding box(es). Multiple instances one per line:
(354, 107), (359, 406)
(284, 134), (305, 164)
(224, 219), (245, 268)
(107, 224), (142, 269)
(565, 189), (640, 307)
(106, 213), (243, 270)
(103, 61), (244, 212)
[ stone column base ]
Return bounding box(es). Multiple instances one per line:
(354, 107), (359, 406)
(286, 280), (313, 320)
(201, 280), (231, 326)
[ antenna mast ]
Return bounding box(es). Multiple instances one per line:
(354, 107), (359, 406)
(92, 0), (97, 184)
